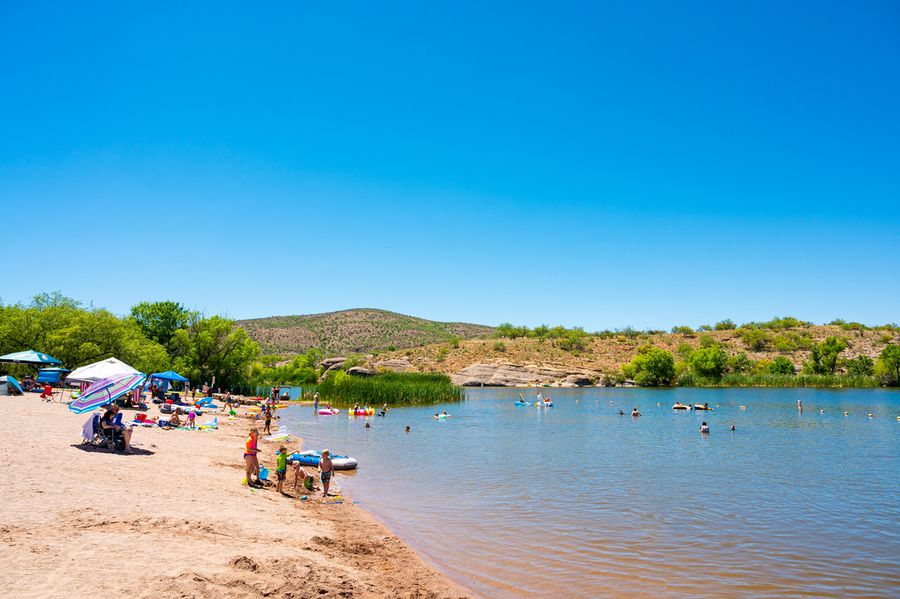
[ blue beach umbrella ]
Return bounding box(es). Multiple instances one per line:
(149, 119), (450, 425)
(0, 375), (24, 395)
(0, 350), (63, 366)
(68, 373), (146, 414)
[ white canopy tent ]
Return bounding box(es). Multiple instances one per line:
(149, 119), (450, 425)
(66, 357), (141, 385)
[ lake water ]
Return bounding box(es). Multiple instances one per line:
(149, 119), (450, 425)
(281, 388), (900, 598)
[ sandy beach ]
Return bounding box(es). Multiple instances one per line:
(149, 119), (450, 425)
(0, 396), (469, 599)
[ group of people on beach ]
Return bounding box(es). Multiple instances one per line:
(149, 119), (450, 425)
(243, 427), (335, 498)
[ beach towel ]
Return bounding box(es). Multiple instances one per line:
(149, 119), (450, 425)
(82, 413), (98, 442)
(198, 416), (218, 430)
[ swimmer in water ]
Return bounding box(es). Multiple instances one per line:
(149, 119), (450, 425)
(700, 422), (710, 434)
(730, 425), (736, 431)
(631, 408), (641, 417)
(619, 409), (625, 416)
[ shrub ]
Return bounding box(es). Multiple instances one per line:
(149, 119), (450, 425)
(622, 346), (676, 386)
(671, 325), (695, 336)
(492, 341), (506, 352)
(740, 328), (770, 351)
(714, 319), (737, 331)
(727, 352), (753, 374)
(676, 343), (694, 361)
(769, 356), (795, 375)
(448, 336), (460, 349)
(699, 334), (719, 348)
(845, 355), (874, 376)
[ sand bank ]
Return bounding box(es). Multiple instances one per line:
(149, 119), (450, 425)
(0, 396), (469, 598)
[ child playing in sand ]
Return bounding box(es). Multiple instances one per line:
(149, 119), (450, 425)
(319, 450), (334, 497)
(244, 428), (261, 487)
(187, 410), (196, 429)
(293, 463), (315, 494)
(275, 446), (287, 494)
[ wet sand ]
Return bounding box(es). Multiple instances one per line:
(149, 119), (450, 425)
(0, 396), (469, 599)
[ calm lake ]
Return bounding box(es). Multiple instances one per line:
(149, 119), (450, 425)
(282, 388), (900, 598)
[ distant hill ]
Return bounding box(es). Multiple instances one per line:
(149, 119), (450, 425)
(238, 309), (494, 355)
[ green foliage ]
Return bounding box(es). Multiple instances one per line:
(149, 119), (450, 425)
(555, 328), (590, 352)
(690, 373), (881, 388)
(0, 293), (169, 374)
(130, 301), (197, 348)
(676, 343), (694, 361)
(170, 316), (260, 389)
(726, 352), (753, 374)
(772, 332), (814, 353)
(448, 336), (460, 348)
(622, 346), (676, 386)
(714, 319), (736, 331)
(318, 371), (462, 406)
(878, 344), (900, 385)
(689, 346), (727, 379)
(808, 336), (848, 375)
(844, 355), (874, 377)
(671, 325), (695, 336)
(739, 328), (770, 351)
(247, 349), (322, 386)
(769, 356), (795, 375)
(492, 341), (506, 352)
(436, 347), (449, 362)
(697, 324), (713, 332)
(698, 334), (719, 348)
(741, 316), (811, 330)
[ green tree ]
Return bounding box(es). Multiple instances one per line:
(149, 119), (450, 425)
(130, 301), (197, 348)
(769, 356), (795, 375)
(809, 336), (848, 375)
(878, 344), (900, 385)
(170, 316), (259, 389)
(622, 346), (676, 386)
(844, 355), (874, 376)
(671, 325), (695, 336)
(689, 346), (727, 378)
(714, 319), (736, 331)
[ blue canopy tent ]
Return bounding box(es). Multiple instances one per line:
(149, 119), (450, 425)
(37, 368), (71, 385)
(150, 370), (189, 382)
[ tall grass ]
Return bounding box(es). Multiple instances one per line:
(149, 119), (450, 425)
(318, 371), (463, 406)
(678, 372), (882, 388)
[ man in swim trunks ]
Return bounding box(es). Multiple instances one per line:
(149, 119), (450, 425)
(319, 450), (334, 497)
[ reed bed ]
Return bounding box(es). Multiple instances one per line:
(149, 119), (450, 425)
(318, 371), (463, 406)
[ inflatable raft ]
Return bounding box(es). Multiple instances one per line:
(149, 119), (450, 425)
(693, 404), (712, 411)
(350, 408), (375, 416)
(515, 401), (530, 406)
(672, 403), (692, 410)
(289, 450), (358, 471)
(318, 408), (340, 415)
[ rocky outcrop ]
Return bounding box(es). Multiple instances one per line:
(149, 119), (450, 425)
(346, 366), (376, 377)
(373, 358), (412, 373)
(451, 363), (599, 387)
(319, 357), (347, 371)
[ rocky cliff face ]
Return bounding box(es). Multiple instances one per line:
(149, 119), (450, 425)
(450, 363), (600, 387)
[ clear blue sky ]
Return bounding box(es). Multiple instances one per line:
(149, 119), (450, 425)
(2, 1), (898, 330)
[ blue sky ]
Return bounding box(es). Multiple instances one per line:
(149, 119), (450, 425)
(1, 1), (898, 329)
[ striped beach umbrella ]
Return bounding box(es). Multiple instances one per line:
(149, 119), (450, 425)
(68, 373), (146, 414)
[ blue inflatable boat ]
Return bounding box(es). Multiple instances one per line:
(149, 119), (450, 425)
(288, 450), (358, 470)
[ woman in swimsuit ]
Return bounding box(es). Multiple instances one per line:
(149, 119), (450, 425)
(244, 427), (261, 486)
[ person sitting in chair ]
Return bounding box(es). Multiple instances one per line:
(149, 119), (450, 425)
(101, 404), (133, 453)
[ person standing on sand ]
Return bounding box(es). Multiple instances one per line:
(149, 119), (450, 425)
(244, 428), (261, 487)
(319, 450), (334, 497)
(264, 408), (272, 435)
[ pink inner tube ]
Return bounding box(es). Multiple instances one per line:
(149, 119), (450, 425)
(318, 409), (339, 415)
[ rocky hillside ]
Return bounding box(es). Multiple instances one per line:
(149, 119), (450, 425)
(238, 309), (494, 355)
(366, 325), (898, 387)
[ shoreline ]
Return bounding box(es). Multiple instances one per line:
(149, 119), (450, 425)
(0, 396), (471, 599)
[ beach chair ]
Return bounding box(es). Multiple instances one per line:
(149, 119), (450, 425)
(81, 413), (104, 446)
